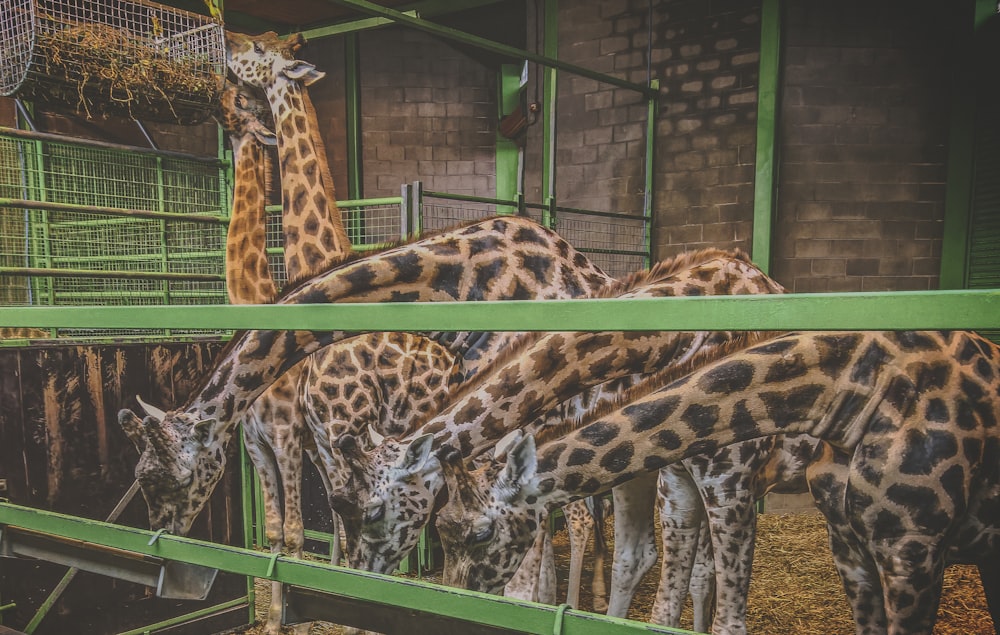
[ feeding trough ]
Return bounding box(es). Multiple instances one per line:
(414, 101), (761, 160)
(0, 0), (226, 123)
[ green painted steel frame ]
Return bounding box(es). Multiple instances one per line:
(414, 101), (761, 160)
(940, 0), (998, 289)
(0, 503), (691, 635)
(751, 0), (781, 275)
(0, 289), (999, 332)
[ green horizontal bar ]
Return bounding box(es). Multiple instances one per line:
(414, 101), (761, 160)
(1, 290), (999, 331)
(423, 191), (519, 207)
(0, 267), (225, 282)
(299, 11), (417, 39)
(0, 127), (226, 166)
(0, 199), (226, 226)
(264, 197), (402, 214)
(0, 503), (686, 635)
(115, 597), (249, 635)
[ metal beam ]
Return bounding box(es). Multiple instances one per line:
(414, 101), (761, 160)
(321, 0), (659, 97)
(751, 0), (781, 275)
(0, 503), (688, 635)
(0, 290), (999, 332)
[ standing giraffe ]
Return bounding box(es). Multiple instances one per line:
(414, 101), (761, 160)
(116, 215), (613, 539)
(433, 329), (1000, 635)
(226, 30), (351, 284)
(332, 250), (785, 615)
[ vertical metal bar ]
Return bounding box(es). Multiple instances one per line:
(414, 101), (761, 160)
(345, 33), (365, 244)
(750, 0), (781, 276)
(496, 64), (521, 215)
(32, 138), (53, 306)
(154, 157), (172, 334)
(940, 0), (994, 288)
(401, 182), (412, 237)
(540, 0), (558, 229)
(642, 79), (659, 268)
(412, 180), (423, 237)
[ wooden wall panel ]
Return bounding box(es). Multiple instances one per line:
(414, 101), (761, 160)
(0, 340), (250, 635)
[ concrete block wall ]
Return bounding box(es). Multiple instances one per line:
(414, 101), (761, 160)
(530, 0), (763, 260)
(358, 27), (498, 199)
(771, 0), (958, 293)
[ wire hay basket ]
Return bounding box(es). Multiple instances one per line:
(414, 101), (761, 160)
(0, 0), (226, 123)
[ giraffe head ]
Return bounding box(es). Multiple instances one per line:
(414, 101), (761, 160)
(118, 399), (229, 536)
(218, 84), (276, 150)
(436, 436), (549, 594)
(335, 432), (445, 574)
(225, 31), (324, 93)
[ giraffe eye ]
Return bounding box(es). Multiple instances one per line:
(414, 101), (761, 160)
(364, 503), (385, 525)
(467, 524), (493, 545)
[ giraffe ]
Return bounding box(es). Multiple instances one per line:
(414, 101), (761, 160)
(331, 250), (786, 615)
(218, 83), (278, 305)
(649, 434), (819, 633)
(116, 215), (613, 540)
(225, 30), (351, 284)
(433, 329), (1000, 635)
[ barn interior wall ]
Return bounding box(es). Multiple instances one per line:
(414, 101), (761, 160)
(771, 0), (961, 293)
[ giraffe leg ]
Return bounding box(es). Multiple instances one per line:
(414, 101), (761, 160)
(688, 521), (716, 632)
(872, 538), (946, 635)
(977, 558), (1000, 634)
(606, 473), (658, 618)
(589, 496), (610, 613)
(702, 495), (757, 635)
(564, 499), (594, 609)
(650, 465), (703, 628)
(241, 419), (289, 635)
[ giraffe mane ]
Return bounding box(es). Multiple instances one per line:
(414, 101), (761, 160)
(531, 330), (785, 447)
(399, 248), (762, 437)
(586, 247), (754, 301)
(197, 216), (545, 399)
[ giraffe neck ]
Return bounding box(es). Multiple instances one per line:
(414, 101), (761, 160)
(529, 330), (992, 513)
(268, 80), (351, 283)
(418, 255), (784, 458)
(226, 135), (278, 304)
(182, 216), (613, 430)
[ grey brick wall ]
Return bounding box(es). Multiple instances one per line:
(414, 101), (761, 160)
(358, 27), (498, 200)
(527, 0), (763, 263)
(771, 1), (958, 292)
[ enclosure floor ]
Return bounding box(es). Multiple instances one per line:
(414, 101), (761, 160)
(228, 511), (993, 634)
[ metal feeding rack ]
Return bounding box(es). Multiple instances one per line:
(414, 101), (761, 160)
(0, 0), (226, 123)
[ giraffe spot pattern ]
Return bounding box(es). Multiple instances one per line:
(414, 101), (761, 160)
(698, 359), (755, 394)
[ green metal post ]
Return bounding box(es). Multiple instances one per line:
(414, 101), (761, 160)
(237, 430), (257, 625)
(643, 79), (659, 268)
(751, 0), (781, 276)
(154, 156), (172, 328)
(496, 64), (522, 215)
(940, 0), (996, 289)
(345, 32), (365, 243)
(541, 0), (558, 229)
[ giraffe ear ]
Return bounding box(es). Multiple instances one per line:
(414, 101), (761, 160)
(493, 428), (523, 459)
(192, 418), (218, 447)
(394, 433), (435, 476)
(252, 127), (277, 146)
(282, 62), (325, 86)
(499, 434), (537, 496)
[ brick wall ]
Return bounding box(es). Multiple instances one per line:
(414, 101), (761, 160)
(358, 27), (498, 199)
(531, 0), (763, 262)
(771, 1), (959, 292)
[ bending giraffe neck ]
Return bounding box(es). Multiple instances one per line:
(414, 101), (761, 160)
(413, 251), (786, 459)
(267, 77), (351, 283)
(178, 216), (613, 427)
(527, 330), (998, 512)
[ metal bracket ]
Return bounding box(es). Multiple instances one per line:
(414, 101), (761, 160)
(0, 526), (218, 601)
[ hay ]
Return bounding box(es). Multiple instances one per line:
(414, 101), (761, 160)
(230, 512), (995, 634)
(27, 23), (219, 122)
